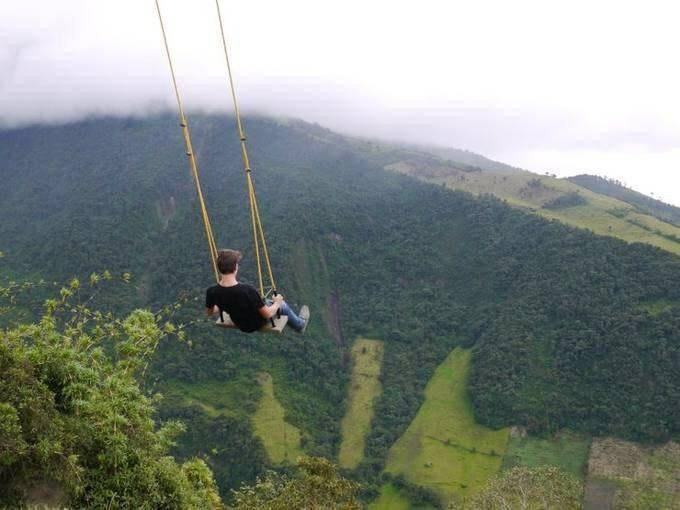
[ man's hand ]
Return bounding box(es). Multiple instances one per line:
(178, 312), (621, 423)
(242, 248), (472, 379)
(260, 295), (283, 319)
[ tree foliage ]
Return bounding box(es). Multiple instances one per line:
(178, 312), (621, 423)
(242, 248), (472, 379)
(229, 456), (360, 510)
(0, 275), (222, 508)
(542, 191), (587, 210)
(453, 466), (583, 510)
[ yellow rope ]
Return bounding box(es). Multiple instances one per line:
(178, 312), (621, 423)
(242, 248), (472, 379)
(250, 179), (277, 292)
(155, 0), (220, 282)
(246, 175), (265, 295)
(156, 0), (278, 293)
(214, 0), (277, 296)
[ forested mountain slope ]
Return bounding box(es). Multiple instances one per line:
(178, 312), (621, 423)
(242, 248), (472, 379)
(376, 147), (680, 256)
(1, 115), (679, 500)
(271, 121), (680, 255)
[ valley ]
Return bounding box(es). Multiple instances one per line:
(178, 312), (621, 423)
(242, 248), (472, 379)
(1, 114), (679, 508)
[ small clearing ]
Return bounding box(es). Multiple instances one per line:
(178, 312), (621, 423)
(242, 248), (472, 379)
(162, 378), (258, 418)
(338, 339), (384, 469)
(585, 438), (680, 509)
(639, 299), (679, 317)
(369, 483), (411, 510)
(503, 430), (591, 480)
(385, 347), (509, 505)
(252, 372), (303, 464)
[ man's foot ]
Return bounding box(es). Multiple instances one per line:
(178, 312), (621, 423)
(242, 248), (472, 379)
(297, 305), (310, 334)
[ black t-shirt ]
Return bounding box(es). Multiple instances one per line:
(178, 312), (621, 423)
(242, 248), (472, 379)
(206, 283), (267, 333)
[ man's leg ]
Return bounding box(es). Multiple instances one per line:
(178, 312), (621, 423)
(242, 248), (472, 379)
(278, 300), (306, 331)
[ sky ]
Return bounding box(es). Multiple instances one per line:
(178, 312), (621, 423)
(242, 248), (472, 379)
(2, 1), (680, 205)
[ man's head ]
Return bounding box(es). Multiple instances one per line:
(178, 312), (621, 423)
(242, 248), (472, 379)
(217, 249), (242, 275)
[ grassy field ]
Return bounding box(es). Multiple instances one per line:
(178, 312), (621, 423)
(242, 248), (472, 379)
(162, 377), (259, 418)
(385, 347), (510, 505)
(502, 430), (591, 480)
(161, 371), (306, 465)
(339, 339), (384, 469)
(387, 162), (680, 256)
(639, 299), (680, 316)
(252, 371), (303, 464)
(369, 484), (412, 510)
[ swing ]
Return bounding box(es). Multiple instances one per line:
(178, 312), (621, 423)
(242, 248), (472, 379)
(215, 310), (288, 333)
(155, 0), (290, 334)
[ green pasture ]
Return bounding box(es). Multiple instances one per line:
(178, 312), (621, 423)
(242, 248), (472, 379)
(639, 299), (679, 316)
(385, 347), (509, 505)
(502, 430), (591, 480)
(369, 484), (412, 510)
(252, 371), (303, 464)
(162, 377), (259, 418)
(339, 338), (385, 469)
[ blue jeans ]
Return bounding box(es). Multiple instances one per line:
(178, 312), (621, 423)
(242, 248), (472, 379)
(267, 299), (305, 331)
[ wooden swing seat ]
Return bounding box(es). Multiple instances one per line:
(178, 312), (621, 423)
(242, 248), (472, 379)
(215, 311), (288, 334)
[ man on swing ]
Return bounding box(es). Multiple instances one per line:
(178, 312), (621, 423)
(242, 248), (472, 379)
(206, 249), (310, 333)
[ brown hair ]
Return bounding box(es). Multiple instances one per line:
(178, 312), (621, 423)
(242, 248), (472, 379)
(217, 249), (242, 275)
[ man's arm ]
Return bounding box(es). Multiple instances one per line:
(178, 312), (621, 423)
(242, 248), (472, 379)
(258, 294), (283, 319)
(205, 288), (218, 317)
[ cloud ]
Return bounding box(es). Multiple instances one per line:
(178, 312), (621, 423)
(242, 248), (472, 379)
(1, 0), (680, 205)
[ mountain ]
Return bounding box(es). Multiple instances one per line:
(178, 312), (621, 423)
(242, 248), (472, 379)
(569, 174), (680, 227)
(1, 114), (679, 506)
(281, 124), (680, 256)
(381, 150), (680, 257)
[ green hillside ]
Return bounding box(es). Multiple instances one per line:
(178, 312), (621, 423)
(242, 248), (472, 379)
(3, 115), (679, 265)
(339, 339), (384, 470)
(570, 174), (680, 227)
(503, 431), (591, 480)
(252, 372), (303, 464)
(380, 154), (680, 255)
(385, 348), (509, 505)
(277, 123), (680, 255)
(370, 483), (414, 510)
(2, 115), (680, 505)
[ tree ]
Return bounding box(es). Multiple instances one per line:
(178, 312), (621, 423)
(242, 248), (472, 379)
(229, 457), (360, 510)
(452, 466), (583, 510)
(0, 275), (223, 508)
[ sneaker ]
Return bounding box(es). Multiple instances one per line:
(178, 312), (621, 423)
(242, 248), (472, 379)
(297, 305), (310, 334)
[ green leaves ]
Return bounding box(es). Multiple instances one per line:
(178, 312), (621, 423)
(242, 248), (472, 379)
(0, 283), (223, 508)
(0, 403), (27, 466)
(455, 466), (583, 510)
(230, 456), (360, 510)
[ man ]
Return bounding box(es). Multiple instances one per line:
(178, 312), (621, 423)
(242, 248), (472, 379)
(206, 249), (309, 333)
